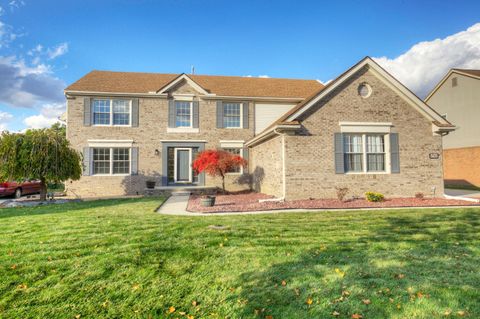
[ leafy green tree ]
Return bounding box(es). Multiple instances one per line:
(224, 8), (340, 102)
(0, 127), (81, 201)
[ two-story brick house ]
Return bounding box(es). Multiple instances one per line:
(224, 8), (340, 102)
(65, 57), (454, 199)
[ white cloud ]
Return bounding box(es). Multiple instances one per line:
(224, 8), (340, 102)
(243, 74), (270, 78)
(47, 42), (68, 59)
(23, 103), (65, 129)
(0, 111), (13, 131)
(374, 23), (480, 98)
(258, 75), (270, 78)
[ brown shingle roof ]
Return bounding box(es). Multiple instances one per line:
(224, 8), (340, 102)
(65, 70), (323, 98)
(453, 69), (480, 78)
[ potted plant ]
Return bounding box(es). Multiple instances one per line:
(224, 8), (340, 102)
(146, 180), (156, 189)
(201, 195), (216, 207)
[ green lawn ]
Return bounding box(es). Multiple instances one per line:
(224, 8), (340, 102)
(1, 198), (479, 319)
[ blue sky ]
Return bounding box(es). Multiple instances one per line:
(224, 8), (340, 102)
(1, 0), (480, 131)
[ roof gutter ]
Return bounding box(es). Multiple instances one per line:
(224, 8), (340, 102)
(245, 124), (301, 147)
(64, 90), (168, 98)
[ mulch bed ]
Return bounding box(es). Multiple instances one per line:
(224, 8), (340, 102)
(187, 191), (479, 213)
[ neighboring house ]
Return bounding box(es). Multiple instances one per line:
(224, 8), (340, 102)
(65, 57), (454, 199)
(426, 69), (480, 187)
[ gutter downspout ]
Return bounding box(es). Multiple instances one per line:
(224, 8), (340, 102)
(259, 128), (286, 202)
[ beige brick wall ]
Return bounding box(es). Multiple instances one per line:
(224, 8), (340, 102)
(66, 81), (254, 197)
(249, 135), (283, 198)
(282, 68), (444, 200)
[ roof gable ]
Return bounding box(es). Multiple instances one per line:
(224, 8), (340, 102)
(156, 73), (211, 95)
(425, 68), (480, 102)
(280, 56), (452, 128)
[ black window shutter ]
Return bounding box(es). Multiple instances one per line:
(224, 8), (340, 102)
(84, 97), (91, 126)
(390, 133), (400, 173)
(334, 133), (345, 174)
(168, 100), (176, 128)
(216, 101), (223, 128)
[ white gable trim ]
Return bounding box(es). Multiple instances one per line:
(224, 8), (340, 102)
(156, 74), (213, 95)
(285, 57), (450, 126)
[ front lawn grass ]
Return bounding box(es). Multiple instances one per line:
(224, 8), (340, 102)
(1, 198), (479, 318)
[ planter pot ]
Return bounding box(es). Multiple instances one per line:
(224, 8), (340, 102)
(146, 181), (156, 189)
(201, 196), (216, 207)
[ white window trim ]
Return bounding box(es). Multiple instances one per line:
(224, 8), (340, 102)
(173, 148), (192, 183)
(339, 122), (392, 133)
(344, 133), (391, 175)
(167, 127), (199, 133)
(88, 140), (133, 148)
(92, 98), (132, 127)
(91, 147), (132, 177)
(174, 100), (193, 129)
(223, 102), (243, 129)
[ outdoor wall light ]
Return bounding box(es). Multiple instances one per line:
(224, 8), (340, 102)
(154, 149), (160, 156)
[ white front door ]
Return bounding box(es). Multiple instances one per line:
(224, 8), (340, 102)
(174, 148), (192, 183)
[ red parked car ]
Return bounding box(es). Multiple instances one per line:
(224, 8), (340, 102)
(0, 180), (42, 198)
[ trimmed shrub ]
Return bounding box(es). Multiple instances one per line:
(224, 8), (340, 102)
(365, 191), (385, 202)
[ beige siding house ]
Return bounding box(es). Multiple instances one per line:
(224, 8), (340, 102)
(426, 69), (480, 187)
(65, 57), (454, 199)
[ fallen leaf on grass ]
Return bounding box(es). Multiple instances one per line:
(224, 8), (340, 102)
(75, 315), (81, 319)
(187, 315), (194, 319)
(396, 304), (401, 309)
(443, 309), (452, 316)
(17, 283), (27, 290)
(281, 280), (287, 286)
(342, 290), (350, 297)
(351, 314), (363, 319)
(265, 316), (273, 319)
(132, 284), (140, 291)
(335, 268), (345, 278)
(362, 299), (371, 305)
(332, 311), (340, 316)
(192, 300), (197, 306)
(395, 273), (405, 279)
(168, 306), (176, 313)
(10, 264), (17, 270)
(457, 311), (466, 317)
(306, 298), (313, 305)
(102, 301), (109, 308)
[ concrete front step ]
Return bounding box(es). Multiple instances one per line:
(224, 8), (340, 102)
(144, 186), (217, 196)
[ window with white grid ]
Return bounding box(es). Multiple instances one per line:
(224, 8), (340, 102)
(175, 101), (192, 127)
(92, 147), (130, 175)
(344, 134), (363, 172)
(92, 99), (131, 126)
(93, 148), (111, 174)
(223, 103), (241, 128)
(366, 135), (385, 172)
(113, 148), (130, 174)
(344, 134), (387, 173)
(113, 100), (131, 125)
(93, 99), (111, 125)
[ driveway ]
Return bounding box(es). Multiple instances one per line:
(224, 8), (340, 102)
(445, 188), (480, 199)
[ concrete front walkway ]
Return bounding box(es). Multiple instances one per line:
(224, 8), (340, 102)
(445, 188), (480, 199)
(157, 194), (479, 216)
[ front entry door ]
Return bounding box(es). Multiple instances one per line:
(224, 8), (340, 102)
(175, 148), (192, 183)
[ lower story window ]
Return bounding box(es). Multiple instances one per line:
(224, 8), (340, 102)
(93, 147), (130, 175)
(223, 148), (242, 173)
(344, 134), (386, 173)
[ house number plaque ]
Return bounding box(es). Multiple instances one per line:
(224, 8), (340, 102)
(429, 153), (440, 159)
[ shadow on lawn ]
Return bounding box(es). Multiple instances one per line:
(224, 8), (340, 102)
(0, 197), (163, 220)
(230, 209), (480, 318)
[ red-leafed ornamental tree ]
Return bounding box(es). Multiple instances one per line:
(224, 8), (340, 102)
(193, 149), (247, 193)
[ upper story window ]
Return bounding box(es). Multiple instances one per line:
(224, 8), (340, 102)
(344, 134), (386, 173)
(92, 147), (130, 175)
(223, 102), (242, 128)
(175, 101), (192, 128)
(92, 99), (131, 126)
